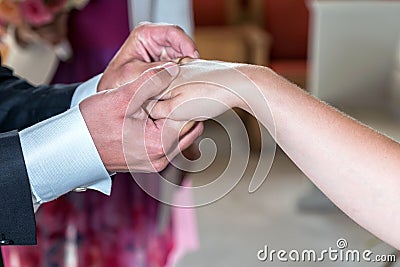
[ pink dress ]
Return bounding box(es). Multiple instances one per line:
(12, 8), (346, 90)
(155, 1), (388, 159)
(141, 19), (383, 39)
(2, 0), (198, 266)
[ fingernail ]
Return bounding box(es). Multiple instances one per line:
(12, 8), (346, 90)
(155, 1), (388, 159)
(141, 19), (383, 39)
(194, 50), (200, 58)
(163, 62), (179, 77)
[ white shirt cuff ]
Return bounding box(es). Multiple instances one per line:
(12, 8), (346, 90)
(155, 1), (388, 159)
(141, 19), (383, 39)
(70, 74), (103, 107)
(19, 105), (111, 204)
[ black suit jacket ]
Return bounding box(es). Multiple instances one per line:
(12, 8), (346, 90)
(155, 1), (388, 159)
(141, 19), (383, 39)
(0, 64), (79, 245)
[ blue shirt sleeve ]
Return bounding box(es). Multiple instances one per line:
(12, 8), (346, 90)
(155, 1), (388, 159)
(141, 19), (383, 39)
(20, 75), (111, 205)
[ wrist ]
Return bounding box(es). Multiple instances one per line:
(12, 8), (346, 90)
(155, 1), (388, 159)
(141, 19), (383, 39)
(79, 95), (126, 173)
(231, 65), (267, 111)
(20, 106), (111, 203)
(71, 74), (102, 107)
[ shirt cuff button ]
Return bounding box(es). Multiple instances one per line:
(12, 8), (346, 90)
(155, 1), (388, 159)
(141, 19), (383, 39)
(73, 187), (87, 192)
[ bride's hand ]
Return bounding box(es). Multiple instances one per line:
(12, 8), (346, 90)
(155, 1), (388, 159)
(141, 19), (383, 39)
(149, 58), (252, 121)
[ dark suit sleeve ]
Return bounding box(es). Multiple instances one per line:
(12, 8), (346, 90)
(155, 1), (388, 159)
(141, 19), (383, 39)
(0, 63), (81, 245)
(0, 65), (79, 131)
(0, 130), (36, 245)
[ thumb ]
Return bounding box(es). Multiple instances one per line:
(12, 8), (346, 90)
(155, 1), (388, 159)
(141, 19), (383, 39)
(121, 62), (180, 114)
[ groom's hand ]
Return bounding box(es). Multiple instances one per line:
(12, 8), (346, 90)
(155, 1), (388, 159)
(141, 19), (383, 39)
(80, 62), (203, 173)
(98, 22), (199, 91)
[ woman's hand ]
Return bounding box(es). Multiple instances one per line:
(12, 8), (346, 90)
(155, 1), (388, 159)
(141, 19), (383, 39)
(149, 59), (253, 122)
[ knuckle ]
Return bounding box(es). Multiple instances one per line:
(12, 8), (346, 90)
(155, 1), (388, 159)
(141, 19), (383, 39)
(154, 101), (174, 119)
(136, 21), (149, 31)
(155, 144), (165, 158)
(162, 101), (174, 117)
(172, 24), (184, 32)
(167, 98), (179, 115)
(142, 68), (168, 89)
(137, 68), (158, 86)
(169, 25), (187, 39)
(153, 159), (167, 172)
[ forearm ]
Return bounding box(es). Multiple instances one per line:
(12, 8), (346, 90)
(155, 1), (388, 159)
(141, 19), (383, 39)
(152, 59), (400, 247)
(242, 66), (400, 248)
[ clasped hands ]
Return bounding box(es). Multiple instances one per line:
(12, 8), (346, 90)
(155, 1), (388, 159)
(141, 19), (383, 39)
(80, 22), (251, 174)
(79, 23), (206, 174)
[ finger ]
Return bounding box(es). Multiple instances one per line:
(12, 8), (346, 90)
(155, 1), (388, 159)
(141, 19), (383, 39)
(162, 48), (199, 62)
(141, 95), (172, 120)
(135, 40), (153, 62)
(149, 86), (199, 120)
(157, 120), (204, 163)
(165, 26), (199, 58)
(160, 47), (178, 61)
(177, 121), (204, 154)
(142, 99), (158, 116)
(157, 121), (204, 165)
(149, 98), (178, 120)
(151, 118), (185, 160)
(119, 62), (180, 114)
(116, 61), (166, 88)
(141, 38), (189, 61)
(157, 47), (191, 62)
(148, 25), (199, 59)
(180, 121), (196, 137)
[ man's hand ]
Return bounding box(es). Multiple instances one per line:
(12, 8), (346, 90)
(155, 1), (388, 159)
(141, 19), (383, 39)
(98, 22), (199, 91)
(80, 62), (203, 173)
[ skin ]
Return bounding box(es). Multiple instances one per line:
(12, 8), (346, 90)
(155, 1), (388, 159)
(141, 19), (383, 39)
(80, 63), (203, 173)
(15, 22), (203, 173)
(98, 22), (200, 91)
(80, 23), (203, 173)
(151, 59), (400, 249)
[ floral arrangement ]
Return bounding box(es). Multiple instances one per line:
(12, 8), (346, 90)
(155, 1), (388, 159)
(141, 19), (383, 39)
(0, 0), (89, 61)
(0, 0), (89, 27)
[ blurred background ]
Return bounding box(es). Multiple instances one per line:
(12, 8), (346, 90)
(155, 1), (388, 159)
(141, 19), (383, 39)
(1, 0), (400, 266)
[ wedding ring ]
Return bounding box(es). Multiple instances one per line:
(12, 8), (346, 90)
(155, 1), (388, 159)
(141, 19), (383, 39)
(176, 56), (193, 65)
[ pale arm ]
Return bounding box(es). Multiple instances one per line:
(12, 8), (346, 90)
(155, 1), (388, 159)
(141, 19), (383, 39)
(246, 67), (400, 249)
(151, 60), (400, 249)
